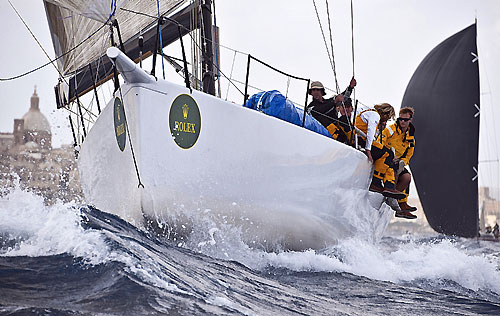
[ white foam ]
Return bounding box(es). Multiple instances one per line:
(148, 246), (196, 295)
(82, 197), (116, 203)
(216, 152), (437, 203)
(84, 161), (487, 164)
(205, 295), (255, 316)
(0, 186), (110, 265)
(180, 209), (500, 294)
(259, 238), (500, 294)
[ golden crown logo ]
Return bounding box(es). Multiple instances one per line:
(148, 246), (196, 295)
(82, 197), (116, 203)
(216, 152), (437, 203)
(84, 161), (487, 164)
(182, 103), (189, 119)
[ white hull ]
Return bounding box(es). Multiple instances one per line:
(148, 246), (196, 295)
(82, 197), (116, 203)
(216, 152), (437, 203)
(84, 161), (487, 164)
(78, 51), (392, 250)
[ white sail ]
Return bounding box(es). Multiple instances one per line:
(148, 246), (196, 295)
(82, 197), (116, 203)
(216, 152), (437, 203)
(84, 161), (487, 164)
(44, 0), (187, 76)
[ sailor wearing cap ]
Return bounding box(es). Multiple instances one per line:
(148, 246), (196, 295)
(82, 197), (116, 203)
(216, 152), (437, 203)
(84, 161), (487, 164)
(307, 78), (356, 138)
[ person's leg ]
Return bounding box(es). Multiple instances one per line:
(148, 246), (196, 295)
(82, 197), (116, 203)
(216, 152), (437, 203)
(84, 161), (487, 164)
(396, 172), (411, 192)
(369, 145), (386, 189)
(397, 168), (417, 211)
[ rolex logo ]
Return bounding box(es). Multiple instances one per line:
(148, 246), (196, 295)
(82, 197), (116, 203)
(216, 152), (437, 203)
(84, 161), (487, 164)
(170, 94), (200, 149)
(182, 103), (189, 119)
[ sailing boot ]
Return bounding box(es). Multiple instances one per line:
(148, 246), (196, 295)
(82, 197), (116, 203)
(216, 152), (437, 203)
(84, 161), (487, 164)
(385, 198), (401, 212)
(369, 183), (384, 193)
(395, 211), (417, 219)
(369, 178), (384, 194)
(382, 188), (406, 200)
(398, 201), (417, 212)
(381, 180), (406, 200)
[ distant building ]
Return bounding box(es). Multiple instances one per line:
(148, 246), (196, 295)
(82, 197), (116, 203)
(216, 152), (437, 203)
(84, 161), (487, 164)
(0, 87), (81, 203)
(480, 187), (500, 231)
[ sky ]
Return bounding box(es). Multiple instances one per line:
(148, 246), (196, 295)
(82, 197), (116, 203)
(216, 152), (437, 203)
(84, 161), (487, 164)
(0, 0), (499, 189)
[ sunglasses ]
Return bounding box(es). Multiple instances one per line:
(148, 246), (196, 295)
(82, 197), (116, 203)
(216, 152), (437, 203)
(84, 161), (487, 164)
(397, 117), (411, 122)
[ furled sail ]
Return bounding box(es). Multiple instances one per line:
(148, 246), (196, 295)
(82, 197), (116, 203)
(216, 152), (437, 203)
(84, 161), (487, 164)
(402, 24), (480, 237)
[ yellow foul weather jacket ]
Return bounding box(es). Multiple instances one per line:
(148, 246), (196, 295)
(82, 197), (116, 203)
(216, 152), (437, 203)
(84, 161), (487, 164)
(381, 122), (415, 165)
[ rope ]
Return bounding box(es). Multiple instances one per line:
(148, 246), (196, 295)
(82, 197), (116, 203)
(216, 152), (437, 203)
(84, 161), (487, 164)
(325, 0), (339, 93)
(2, 2), (112, 82)
(312, 109), (352, 130)
(7, 0), (66, 81)
(312, 0), (337, 93)
(117, 85), (144, 189)
(157, 0), (166, 79)
(118, 6), (248, 97)
(350, 0), (355, 77)
(213, 0), (221, 97)
(225, 50), (237, 100)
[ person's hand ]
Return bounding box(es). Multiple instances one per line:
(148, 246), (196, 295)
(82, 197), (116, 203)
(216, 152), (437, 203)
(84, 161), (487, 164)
(350, 77), (357, 89)
(366, 149), (373, 163)
(335, 94), (344, 104)
(396, 159), (405, 175)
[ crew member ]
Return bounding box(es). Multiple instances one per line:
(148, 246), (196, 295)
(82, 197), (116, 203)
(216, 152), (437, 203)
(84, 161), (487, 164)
(307, 78), (356, 138)
(333, 97), (354, 144)
(355, 103), (405, 199)
(382, 106), (417, 219)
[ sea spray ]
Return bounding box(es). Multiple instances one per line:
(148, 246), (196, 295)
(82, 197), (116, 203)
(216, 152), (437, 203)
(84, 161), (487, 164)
(0, 186), (109, 264)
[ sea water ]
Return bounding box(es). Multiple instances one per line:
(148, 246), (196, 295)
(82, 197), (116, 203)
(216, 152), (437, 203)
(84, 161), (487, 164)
(1, 186), (500, 315)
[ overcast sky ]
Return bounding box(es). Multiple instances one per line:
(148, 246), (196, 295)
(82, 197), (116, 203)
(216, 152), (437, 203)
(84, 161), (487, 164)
(0, 0), (499, 188)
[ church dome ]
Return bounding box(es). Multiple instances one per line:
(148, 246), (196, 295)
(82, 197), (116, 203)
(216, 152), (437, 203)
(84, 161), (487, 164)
(22, 88), (51, 133)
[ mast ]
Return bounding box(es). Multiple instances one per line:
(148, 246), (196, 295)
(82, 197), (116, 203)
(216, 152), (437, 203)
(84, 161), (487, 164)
(201, 0), (215, 95)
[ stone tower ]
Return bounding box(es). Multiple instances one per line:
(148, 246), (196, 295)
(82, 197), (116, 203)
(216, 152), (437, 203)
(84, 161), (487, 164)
(21, 87), (52, 149)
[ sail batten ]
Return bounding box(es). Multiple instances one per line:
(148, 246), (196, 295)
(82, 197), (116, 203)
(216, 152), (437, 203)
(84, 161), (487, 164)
(402, 24), (480, 237)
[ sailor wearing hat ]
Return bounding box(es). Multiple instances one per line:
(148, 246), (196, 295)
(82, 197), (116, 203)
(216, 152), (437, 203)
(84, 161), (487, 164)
(307, 78), (356, 138)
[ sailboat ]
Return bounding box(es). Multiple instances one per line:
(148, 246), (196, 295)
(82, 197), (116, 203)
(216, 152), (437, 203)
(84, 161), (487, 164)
(42, 0), (393, 250)
(402, 24), (480, 238)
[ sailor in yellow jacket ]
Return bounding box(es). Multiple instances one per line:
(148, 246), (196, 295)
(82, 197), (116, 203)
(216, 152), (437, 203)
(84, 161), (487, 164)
(381, 106), (417, 219)
(354, 103), (405, 200)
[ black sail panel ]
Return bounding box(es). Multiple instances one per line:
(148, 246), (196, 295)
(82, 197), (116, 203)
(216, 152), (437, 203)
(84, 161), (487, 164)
(401, 24), (479, 237)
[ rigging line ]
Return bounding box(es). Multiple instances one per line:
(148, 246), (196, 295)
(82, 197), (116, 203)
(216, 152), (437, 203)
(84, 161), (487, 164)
(190, 1), (197, 89)
(325, 0), (339, 93)
(117, 85), (144, 189)
(68, 20), (109, 123)
(225, 50), (237, 100)
(350, 0), (355, 77)
(476, 39), (499, 192)
(185, 30), (245, 96)
(61, 106), (95, 125)
(66, 19), (97, 126)
(350, 0), (356, 105)
(71, 62), (98, 119)
(229, 77), (305, 109)
(309, 108), (351, 128)
(87, 31), (113, 113)
(157, 0), (166, 79)
(213, 0), (221, 97)
(194, 0), (201, 90)
(324, 0), (351, 133)
(2, 5), (112, 82)
(312, 0), (336, 90)
(116, 6), (283, 99)
(229, 78), (264, 93)
(479, 48), (499, 160)
(6, 0), (66, 83)
(119, 7), (246, 55)
(477, 54), (497, 190)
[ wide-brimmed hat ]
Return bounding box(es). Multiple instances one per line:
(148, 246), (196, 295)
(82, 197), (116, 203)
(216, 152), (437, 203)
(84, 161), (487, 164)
(308, 81), (326, 96)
